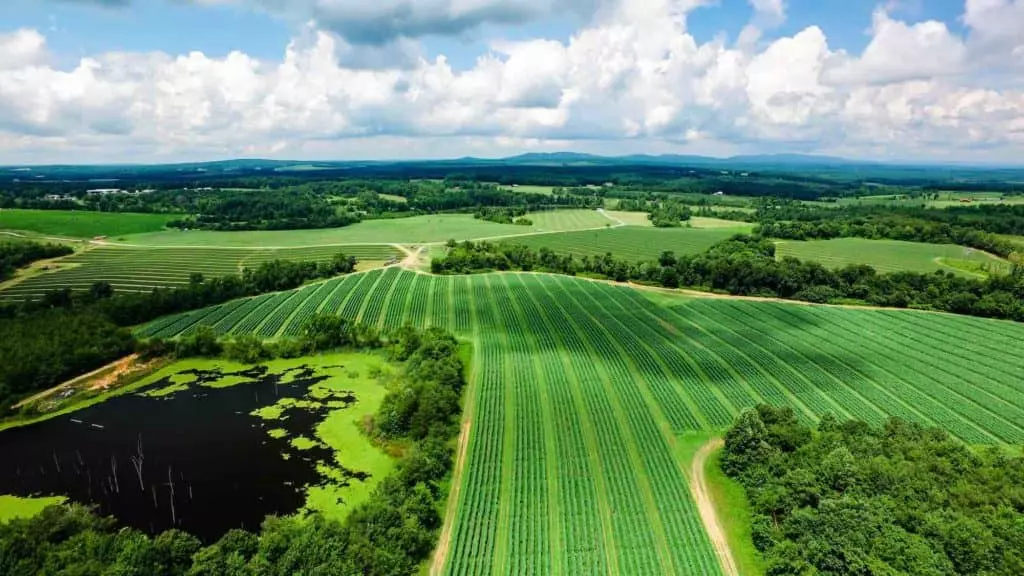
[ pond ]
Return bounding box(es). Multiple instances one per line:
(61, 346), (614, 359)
(0, 356), (391, 542)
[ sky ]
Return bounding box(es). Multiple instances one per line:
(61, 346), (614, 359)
(0, 0), (1021, 165)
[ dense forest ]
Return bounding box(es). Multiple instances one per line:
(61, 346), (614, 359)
(0, 321), (467, 576)
(0, 254), (358, 410)
(722, 405), (1024, 575)
(0, 241), (73, 281)
(432, 236), (1024, 321)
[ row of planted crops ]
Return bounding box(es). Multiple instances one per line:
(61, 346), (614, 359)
(0, 244), (402, 301)
(141, 267), (1024, 574)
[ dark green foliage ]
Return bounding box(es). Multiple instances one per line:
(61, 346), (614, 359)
(431, 237), (1024, 321)
(0, 308), (134, 409)
(0, 255), (359, 410)
(0, 241), (73, 281)
(617, 198), (693, 227)
(0, 324), (465, 576)
(756, 202), (1024, 257)
(723, 406), (1024, 575)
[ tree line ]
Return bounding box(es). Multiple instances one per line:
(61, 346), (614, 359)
(0, 320), (467, 576)
(722, 405), (1024, 575)
(4, 179), (601, 231)
(616, 198), (693, 227)
(0, 254), (358, 411)
(756, 202), (1024, 257)
(0, 241), (73, 282)
(431, 236), (1024, 321)
(473, 206), (533, 225)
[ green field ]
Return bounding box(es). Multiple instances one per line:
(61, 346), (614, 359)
(0, 209), (175, 238)
(601, 210), (653, 226)
(142, 268), (1024, 574)
(116, 211), (610, 247)
(501, 185), (555, 195)
(0, 495), (67, 523)
(776, 238), (1010, 276)
(0, 245), (402, 301)
(503, 226), (743, 261)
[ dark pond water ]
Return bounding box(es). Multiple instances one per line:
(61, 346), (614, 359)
(0, 364), (370, 542)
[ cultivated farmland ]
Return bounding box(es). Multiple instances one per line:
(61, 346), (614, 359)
(0, 245), (401, 301)
(775, 237), (1011, 276)
(503, 226), (742, 261)
(142, 269), (1024, 574)
(116, 211), (614, 247)
(0, 209), (175, 238)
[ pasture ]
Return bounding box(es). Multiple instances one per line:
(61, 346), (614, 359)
(0, 245), (402, 301)
(0, 209), (175, 238)
(775, 237), (1010, 276)
(142, 268), (1024, 574)
(502, 226), (742, 261)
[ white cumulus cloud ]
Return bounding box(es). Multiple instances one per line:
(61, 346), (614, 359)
(1, 0), (1024, 162)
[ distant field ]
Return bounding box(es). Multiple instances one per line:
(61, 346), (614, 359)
(118, 212), (608, 247)
(501, 184), (555, 195)
(0, 245), (402, 301)
(689, 217), (755, 231)
(602, 210), (653, 226)
(526, 209), (617, 231)
(503, 226), (741, 261)
(776, 238), (1009, 276)
(0, 209), (175, 238)
(1000, 234), (1024, 248)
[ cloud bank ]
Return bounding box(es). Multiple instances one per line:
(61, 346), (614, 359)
(2, 0), (1023, 163)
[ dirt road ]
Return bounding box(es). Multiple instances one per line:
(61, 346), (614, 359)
(11, 354), (140, 410)
(430, 417), (472, 575)
(691, 439), (739, 576)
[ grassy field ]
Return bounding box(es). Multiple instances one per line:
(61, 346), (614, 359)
(689, 217), (755, 231)
(0, 244), (403, 301)
(601, 210), (654, 227)
(502, 226), (742, 261)
(1000, 234), (1024, 248)
(501, 185), (555, 195)
(143, 268), (1024, 574)
(0, 495), (67, 523)
(0, 209), (175, 238)
(116, 211), (609, 247)
(776, 238), (1010, 276)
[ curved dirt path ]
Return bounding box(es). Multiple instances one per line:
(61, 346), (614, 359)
(691, 439), (739, 576)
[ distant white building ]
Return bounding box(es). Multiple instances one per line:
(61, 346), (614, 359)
(86, 188), (125, 195)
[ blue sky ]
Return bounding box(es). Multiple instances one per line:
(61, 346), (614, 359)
(0, 0), (1020, 164)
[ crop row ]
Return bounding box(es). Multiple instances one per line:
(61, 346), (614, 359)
(138, 269), (1024, 574)
(0, 244), (401, 301)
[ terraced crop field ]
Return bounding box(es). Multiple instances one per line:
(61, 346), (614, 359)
(142, 269), (1024, 574)
(776, 237), (1009, 276)
(503, 226), (742, 261)
(0, 245), (401, 301)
